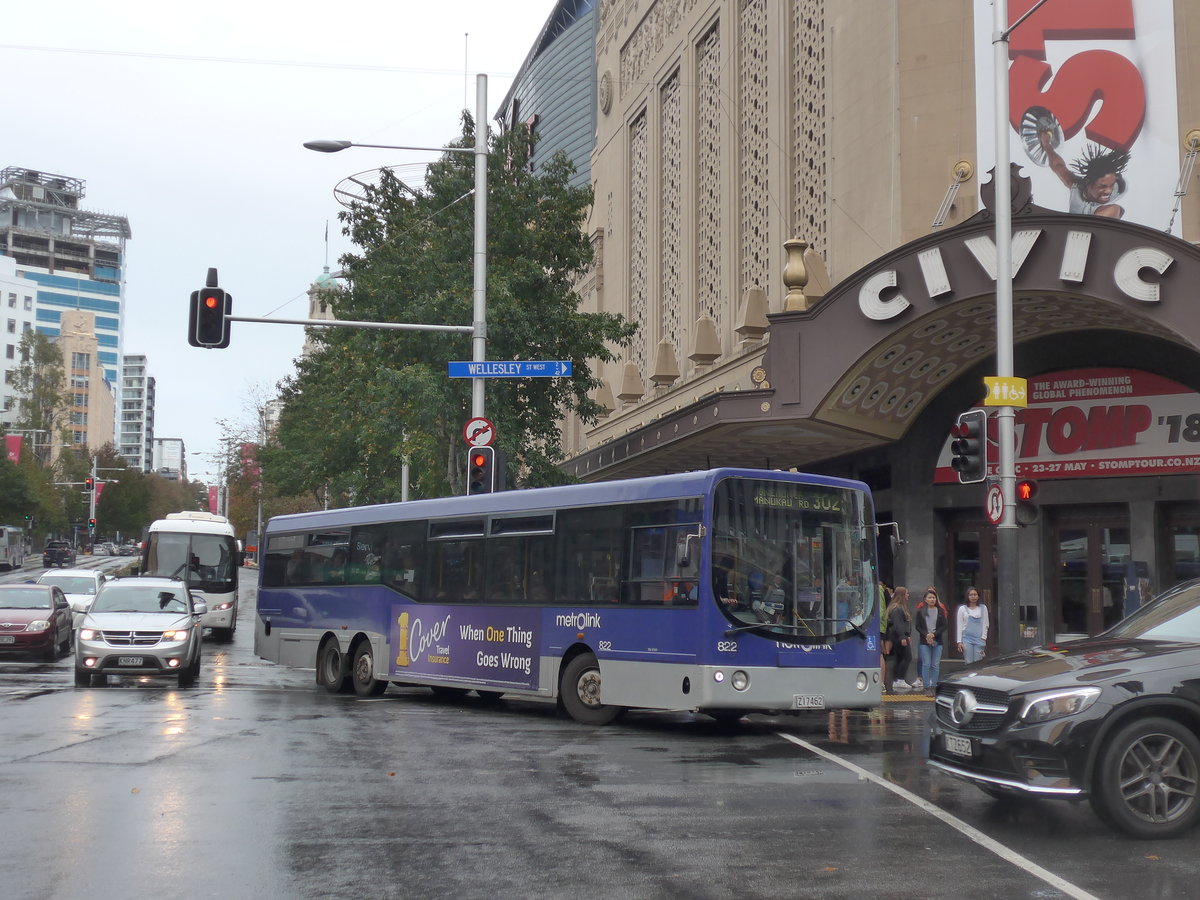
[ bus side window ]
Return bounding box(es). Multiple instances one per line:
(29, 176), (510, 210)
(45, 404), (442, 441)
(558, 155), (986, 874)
(378, 521), (425, 595)
(428, 539), (482, 603)
(557, 506), (626, 606)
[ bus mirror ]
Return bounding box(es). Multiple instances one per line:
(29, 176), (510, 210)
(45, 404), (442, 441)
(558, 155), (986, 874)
(877, 521), (904, 558)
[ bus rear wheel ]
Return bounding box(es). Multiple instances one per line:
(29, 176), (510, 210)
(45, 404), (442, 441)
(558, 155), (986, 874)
(316, 638), (351, 694)
(352, 642), (388, 697)
(560, 653), (623, 725)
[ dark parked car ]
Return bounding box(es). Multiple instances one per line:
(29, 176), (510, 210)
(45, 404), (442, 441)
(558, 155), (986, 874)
(0, 584), (73, 660)
(42, 540), (77, 568)
(928, 577), (1200, 838)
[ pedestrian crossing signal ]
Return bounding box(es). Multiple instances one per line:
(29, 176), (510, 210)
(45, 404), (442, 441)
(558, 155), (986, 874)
(1015, 478), (1040, 526)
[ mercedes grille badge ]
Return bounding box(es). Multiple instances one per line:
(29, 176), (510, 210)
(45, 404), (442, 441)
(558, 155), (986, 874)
(950, 689), (978, 726)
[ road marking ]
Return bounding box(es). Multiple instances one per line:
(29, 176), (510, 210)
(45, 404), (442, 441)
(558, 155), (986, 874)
(776, 732), (1100, 900)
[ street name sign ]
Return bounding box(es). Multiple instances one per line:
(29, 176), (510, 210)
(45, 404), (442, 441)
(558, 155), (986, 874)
(448, 361), (573, 378)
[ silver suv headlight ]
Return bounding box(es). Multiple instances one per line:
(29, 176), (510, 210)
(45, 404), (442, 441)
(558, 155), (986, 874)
(1019, 687), (1102, 724)
(79, 627), (102, 641)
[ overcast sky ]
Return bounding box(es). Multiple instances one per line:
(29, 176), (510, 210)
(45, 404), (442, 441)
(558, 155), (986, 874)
(3, 0), (557, 482)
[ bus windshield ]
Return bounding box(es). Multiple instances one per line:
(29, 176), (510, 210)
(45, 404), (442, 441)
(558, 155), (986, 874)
(713, 477), (876, 639)
(144, 532), (237, 593)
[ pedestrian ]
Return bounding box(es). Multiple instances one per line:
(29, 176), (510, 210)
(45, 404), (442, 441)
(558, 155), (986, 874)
(914, 586), (948, 695)
(884, 586), (913, 693)
(957, 585), (989, 663)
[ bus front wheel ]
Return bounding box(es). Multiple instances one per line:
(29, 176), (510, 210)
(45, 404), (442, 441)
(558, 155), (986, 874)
(560, 653), (623, 725)
(316, 638), (351, 694)
(351, 642), (389, 697)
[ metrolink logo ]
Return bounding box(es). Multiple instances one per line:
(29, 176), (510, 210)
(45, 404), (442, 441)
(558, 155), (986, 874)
(555, 612), (602, 629)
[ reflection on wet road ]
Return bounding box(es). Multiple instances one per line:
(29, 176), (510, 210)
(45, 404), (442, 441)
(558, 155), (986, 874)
(0, 574), (1195, 899)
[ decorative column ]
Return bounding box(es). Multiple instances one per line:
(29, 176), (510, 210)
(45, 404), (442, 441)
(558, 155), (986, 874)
(782, 238), (811, 311)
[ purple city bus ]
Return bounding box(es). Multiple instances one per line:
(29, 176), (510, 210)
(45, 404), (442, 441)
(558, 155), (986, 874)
(255, 468), (882, 724)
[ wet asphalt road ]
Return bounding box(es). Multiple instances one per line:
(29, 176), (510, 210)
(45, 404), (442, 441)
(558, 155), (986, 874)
(1, 566), (1198, 899)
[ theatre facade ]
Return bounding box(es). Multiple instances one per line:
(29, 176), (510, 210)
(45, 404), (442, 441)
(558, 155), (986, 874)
(557, 0), (1200, 648)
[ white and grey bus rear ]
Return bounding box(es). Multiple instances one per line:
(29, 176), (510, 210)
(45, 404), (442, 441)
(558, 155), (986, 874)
(142, 512), (243, 640)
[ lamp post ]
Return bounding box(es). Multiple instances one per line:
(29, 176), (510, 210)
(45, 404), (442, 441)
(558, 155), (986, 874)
(992, 0), (1050, 653)
(303, 73), (489, 423)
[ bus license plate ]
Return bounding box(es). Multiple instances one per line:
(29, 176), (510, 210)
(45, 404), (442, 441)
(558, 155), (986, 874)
(944, 734), (973, 758)
(0, 635), (14, 644)
(793, 694), (825, 710)
(118, 656), (143, 666)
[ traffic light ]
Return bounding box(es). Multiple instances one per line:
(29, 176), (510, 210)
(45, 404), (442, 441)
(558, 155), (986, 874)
(84, 476), (95, 491)
(88, 518), (97, 529)
(189, 287), (231, 348)
(1015, 478), (1040, 526)
(950, 409), (988, 484)
(467, 446), (495, 495)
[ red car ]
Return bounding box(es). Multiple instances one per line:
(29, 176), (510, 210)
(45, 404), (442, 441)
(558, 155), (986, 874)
(0, 584), (73, 660)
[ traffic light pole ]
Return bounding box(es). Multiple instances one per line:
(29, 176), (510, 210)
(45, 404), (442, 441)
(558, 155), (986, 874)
(88, 456), (97, 531)
(992, 0), (1049, 654)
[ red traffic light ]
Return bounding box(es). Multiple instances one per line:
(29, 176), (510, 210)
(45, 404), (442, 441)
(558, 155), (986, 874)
(189, 284), (232, 348)
(1016, 479), (1038, 501)
(471, 452), (487, 468)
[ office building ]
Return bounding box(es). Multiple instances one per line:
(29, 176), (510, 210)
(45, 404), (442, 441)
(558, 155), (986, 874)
(120, 354), (155, 471)
(0, 166), (131, 442)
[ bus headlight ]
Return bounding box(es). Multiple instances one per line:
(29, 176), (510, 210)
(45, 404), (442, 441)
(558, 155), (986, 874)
(856, 672), (869, 691)
(713, 671), (725, 683)
(731, 670), (750, 691)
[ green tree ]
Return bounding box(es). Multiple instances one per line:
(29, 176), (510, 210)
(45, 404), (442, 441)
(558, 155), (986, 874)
(0, 457), (36, 524)
(12, 332), (70, 463)
(261, 119), (634, 502)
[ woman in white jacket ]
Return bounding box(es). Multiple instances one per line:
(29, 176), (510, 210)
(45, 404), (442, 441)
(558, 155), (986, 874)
(956, 585), (989, 663)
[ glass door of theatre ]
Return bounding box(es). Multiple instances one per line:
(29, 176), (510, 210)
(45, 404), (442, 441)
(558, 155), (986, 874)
(945, 524), (999, 658)
(1052, 510), (1130, 639)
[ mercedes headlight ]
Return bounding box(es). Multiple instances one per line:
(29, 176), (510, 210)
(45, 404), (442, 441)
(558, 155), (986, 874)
(1019, 687), (1101, 724)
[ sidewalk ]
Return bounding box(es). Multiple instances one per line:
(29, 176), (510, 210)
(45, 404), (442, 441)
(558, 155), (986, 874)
(882, 689), (932, 703)
(880, 656), (966, 702)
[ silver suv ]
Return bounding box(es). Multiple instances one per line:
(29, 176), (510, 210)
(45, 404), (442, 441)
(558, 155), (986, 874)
(74, 577), (207, 688)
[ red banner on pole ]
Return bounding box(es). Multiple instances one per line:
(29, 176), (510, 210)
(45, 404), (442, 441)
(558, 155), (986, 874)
(4, 434), (22, 463)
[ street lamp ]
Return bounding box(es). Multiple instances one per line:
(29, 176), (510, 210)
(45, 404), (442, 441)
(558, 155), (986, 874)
(303, 73), (489, 424)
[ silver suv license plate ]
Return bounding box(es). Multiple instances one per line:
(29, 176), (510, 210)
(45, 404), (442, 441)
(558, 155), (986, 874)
(118, 656), (143, 666)
(793, 694), (825, 710)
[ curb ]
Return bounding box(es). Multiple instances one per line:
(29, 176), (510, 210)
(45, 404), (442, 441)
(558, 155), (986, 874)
(882, 692), (933, 703)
